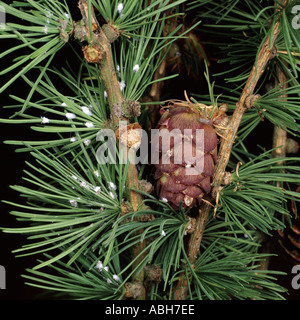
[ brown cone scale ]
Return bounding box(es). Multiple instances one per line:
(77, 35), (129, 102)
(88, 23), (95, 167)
(154, 103), (219, 209)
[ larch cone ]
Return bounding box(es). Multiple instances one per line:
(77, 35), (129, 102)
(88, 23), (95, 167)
(153, 101), (226, 210)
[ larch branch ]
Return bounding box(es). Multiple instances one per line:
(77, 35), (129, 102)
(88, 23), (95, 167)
(174, 4), (285, 300)
(77, 0), (145, 299)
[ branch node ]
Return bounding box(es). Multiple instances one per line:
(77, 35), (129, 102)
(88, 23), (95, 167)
(112, 100), (141, 119)
(122, 100), (141, 118)
(286, 138), (299, 154)
(82, 44), (103, 63)
(73, 20), (89, 42)
(222, 171), (232, 186)
(112, 102), (123, 118)
(245, 94), (261, 110)
(116, 122), (142, 149)
(138, 180), (154, 194)
(102, 23), (120, 43)
(144, 265), (162, 283)
(124, 281), (143, 299)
